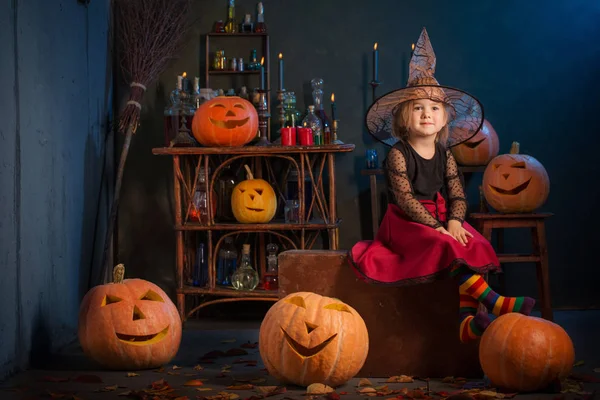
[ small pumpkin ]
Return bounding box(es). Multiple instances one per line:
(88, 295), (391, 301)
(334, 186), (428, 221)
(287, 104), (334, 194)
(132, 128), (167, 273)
(479, 313), (574, 392)
(78, 265), (182, 370)
(482, 142), (550, 213)
(231, 165), (277, 223)
(259, 292), (369, 387)
(451, 119), (500, 166)
(192, 96), (258, 147)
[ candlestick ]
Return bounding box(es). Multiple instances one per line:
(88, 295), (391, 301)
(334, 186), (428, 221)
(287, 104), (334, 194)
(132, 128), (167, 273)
(260, 57), (265, 90)
(278, 53), (284, 91)
(332, 120), (343, 144)
(254, 89), (271, 146)
(330, 93), (336, 121)
(182, 71), (190, 93)
(373, 43), (379, 82)
(277, 89), (286, 138)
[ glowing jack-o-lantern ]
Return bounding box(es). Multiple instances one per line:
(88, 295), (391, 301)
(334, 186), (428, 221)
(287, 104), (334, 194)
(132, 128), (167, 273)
(482, 142), (550, 213)
(231, 165), (277, 223)
(451, 119), (500, 166)
(78, 264), (182, 370)
(259, 292), (369, 387)
(192, 96), (258, 147)
(480, 313), (574, 392)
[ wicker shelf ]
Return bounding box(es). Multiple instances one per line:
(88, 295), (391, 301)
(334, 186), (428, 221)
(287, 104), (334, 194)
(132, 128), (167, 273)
(207, 32), (268, 37)
(179, 285), (278, 298)
(176, 220), (341, 231)
(208, 70), (261, 75)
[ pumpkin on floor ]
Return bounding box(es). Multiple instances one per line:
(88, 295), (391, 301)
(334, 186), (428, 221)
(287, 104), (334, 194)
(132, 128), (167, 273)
(482, 142), (550, 213)
(231, 165), (277, 223)
(479, 313), (574, 392)
(451, 119), (500, 166)
(192, 96), (258, 147)
(78, 264), (182, 370)
(259, 292), (369, 387)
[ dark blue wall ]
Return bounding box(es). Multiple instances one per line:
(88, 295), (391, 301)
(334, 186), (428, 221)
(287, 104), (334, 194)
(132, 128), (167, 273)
(118, 1), (600, 310)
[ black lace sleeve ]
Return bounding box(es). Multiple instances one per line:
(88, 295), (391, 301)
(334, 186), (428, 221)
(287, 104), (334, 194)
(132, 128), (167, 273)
(386, 148), (442, 229)
(445, 149), (468, 223)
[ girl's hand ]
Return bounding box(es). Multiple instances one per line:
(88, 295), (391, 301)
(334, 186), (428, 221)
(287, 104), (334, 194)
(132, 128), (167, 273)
(447, 220), (474, 246)
(435, 226), (455, 240)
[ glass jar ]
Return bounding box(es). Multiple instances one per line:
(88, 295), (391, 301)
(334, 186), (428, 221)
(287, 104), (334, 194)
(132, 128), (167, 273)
(231, 244), (259, 291)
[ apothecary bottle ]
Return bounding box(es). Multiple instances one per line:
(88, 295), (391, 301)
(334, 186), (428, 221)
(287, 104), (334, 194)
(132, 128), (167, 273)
(302, 105), (323, 145)
(231, 244), (259, 291)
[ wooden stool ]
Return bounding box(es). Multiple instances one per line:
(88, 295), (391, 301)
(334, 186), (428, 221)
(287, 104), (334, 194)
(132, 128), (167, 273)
(469, 213), (553, 321)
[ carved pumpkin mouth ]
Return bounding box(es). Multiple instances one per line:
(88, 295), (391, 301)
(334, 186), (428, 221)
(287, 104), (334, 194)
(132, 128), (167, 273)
(209, 117), (249, 129)
(116, 325), (170, 346)
(246, 207), (265, 212)
(463, 137), (486, 148)
(489, 178), (532, 195)
(281, 328), (337, 358)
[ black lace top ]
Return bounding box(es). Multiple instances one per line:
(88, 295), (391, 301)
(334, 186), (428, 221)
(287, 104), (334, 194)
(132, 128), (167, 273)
(384, 140), (468, 229)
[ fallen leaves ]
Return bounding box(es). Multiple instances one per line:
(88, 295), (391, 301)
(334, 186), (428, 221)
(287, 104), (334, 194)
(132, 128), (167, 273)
(307, 383), (335, 394)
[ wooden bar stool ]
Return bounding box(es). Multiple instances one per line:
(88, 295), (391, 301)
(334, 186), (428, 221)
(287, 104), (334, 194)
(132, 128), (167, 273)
(469, 212), (554, 321)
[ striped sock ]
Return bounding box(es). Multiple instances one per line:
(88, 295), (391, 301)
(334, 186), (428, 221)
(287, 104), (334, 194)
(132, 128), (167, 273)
(459, 285), (489, 342)
(459, 273), (535, 317)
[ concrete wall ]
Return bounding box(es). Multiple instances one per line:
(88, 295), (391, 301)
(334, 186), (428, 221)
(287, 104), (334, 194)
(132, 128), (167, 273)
(0, 0), (112, 380)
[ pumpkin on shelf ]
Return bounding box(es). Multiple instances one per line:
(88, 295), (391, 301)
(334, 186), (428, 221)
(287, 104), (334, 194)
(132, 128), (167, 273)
(482, 141), (550, 213)
(479, 313), (575, 392)
(451, 119), (500, 166)
(192, 96), (258, 147)
(78, 264), (182, 370)
(231, 165), (277, 224)
(259, 292), (369, 387)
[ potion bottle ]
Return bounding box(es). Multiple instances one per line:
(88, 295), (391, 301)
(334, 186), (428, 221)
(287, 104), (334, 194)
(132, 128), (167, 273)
(302, 105), (323, 145)
(224, 0), (237, 33)
(263, 243), (279, 290)
(191, 167), (209, 224)
(217, 236), (238, 286)
(231, 244), (259, 291)
(311, 78), (332, 144)
(283, 92), (303, 128)
(254, 2), (267, 33)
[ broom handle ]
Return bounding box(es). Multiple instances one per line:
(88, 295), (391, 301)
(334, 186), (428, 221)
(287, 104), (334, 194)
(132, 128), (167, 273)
(99, 123), (134, 284)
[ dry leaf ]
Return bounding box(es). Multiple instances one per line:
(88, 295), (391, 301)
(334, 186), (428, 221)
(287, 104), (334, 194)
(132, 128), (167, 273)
(442, 376), (455, 383)
(387, 375), (414, 383)
(241, 341), (259, 349)
(126, 372), (140, 377)
(358, 378), (372, 387)
(153, 367), (165, 373)
(307, 383), (335, 394)
(573, 360), (585, 367)
(97, 384), (118, 392)
(197, 387), (214, 391)
(255, 386), (278, 394)
(184, 379), (205, 386)
(172, 365), (183, 370)
(221, 338), (237, 343)
(194, 364), (204, 371)
(357, 387), (377, 394)
(227, 384), (254, 390)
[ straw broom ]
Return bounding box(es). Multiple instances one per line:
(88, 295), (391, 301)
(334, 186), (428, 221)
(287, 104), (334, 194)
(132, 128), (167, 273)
(100, 0), (192, 284)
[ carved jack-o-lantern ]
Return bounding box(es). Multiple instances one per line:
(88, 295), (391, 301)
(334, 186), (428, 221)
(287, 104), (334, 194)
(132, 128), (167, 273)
(483, 142), (550, 213)
(259, 292), (369, 387)
(231, 165), (277, 223)
(451, 119), (500, 166)
(192, 96), (258, 147)
(78, 265), (182, 370)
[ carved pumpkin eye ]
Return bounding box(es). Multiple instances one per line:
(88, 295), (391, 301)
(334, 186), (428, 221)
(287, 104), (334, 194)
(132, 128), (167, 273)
(255, 189), (263, 195)
(234, 104), (246, 110)
(101, 295), (123, 306)
(493, 164), (502, 170)
(140, 290), (164, 302)
(239, 188), (245, 193)
(285, 296), (307, 309)
(211, 104), (226, 108)
(511, 162), (526, 169)
(324, 303), (352, 313)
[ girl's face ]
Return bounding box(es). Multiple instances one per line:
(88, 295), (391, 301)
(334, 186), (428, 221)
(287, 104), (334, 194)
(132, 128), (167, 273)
(408, 99), (447, 139)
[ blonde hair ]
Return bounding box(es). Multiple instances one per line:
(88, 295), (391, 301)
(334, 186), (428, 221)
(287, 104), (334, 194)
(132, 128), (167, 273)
(392, 100), (450, 146)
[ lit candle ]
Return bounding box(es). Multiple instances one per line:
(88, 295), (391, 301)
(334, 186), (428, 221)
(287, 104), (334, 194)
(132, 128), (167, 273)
(278, 53), (284, 91)
(177, 75), (183, 90)
(411, 43), (415, 58)
(182, 71), (190, 93)
(373, 43), (379, 82)
(331, 93), (336, 121)
(260, 57), (265, 90)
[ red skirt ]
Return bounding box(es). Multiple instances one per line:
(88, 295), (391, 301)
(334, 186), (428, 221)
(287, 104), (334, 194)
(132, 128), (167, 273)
(349, 194), (500, 285)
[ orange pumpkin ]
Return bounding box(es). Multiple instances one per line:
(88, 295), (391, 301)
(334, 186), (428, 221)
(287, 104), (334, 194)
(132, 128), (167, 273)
(479, 313), (574, 392)
(482, 142), (550, 213)
(259, 292), (369, 387)
(192, 96), (258, 147)
(451, 119), (499, 166)
(231, 165), (277, 223)
(78, 264), (182, 370)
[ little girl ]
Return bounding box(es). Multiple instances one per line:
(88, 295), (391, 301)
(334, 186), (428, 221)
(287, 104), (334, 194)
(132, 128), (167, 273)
(350, 28), (535, 342)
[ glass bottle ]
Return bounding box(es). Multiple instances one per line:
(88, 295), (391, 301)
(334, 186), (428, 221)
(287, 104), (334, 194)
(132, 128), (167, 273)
(248, 49), (259, 71)
(193, 242), (207, 287)
(283, 92), (303, 128)
(217, 237), (238, 286)
(193, 77), (202, 109)
(263, 243), (279, 290)
(231, 244), (259, 291)
(225, 0), (237, 33)
(302, 105), (323, 145)
(254, 2), (267, 33)
(240, 14), (253, 33)
(285, 167), (313, 221)
(191, 167), (209, 224)
(163, 75), (183, 147)
(216, 164), (237, 221)
(311, 78), (332, 144)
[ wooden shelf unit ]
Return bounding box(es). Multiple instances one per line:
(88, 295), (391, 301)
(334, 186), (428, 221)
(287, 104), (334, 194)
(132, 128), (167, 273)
(153, 144), (355, 320)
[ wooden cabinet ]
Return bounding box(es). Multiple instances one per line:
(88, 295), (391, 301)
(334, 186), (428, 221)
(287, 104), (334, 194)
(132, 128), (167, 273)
(152, 144), (354, 321)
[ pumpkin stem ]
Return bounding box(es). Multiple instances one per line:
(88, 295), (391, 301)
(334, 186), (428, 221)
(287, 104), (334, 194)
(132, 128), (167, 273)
(112, 264), (125, 284)
(243, 165), (254, 180)
(509, 142), (520, 154)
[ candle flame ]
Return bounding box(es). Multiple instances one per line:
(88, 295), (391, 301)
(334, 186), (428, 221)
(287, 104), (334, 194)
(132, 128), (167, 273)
(260, 57), (264, 65)
(278, 53), (283, 59)
(182, 72), (187, 78)
(411, 43), (415, 51)
(374, 42), (378, 50)
(331, 93), (335, 102)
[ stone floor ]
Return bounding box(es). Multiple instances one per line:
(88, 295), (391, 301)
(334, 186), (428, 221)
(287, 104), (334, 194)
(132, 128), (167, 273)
(1, 310), (599, 400)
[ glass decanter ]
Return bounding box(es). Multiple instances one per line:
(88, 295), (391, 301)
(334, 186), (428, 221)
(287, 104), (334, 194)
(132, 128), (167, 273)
(263, 243), (279, 290)
(310, 78), (332, 144)
(231, 244), (259, 291)
(302, 105), (323, 145)
(224, 0), (237, 33)
(283, 92), (303, 128)
(190, 167), (209, 224)
(217, 236), (238, 286)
